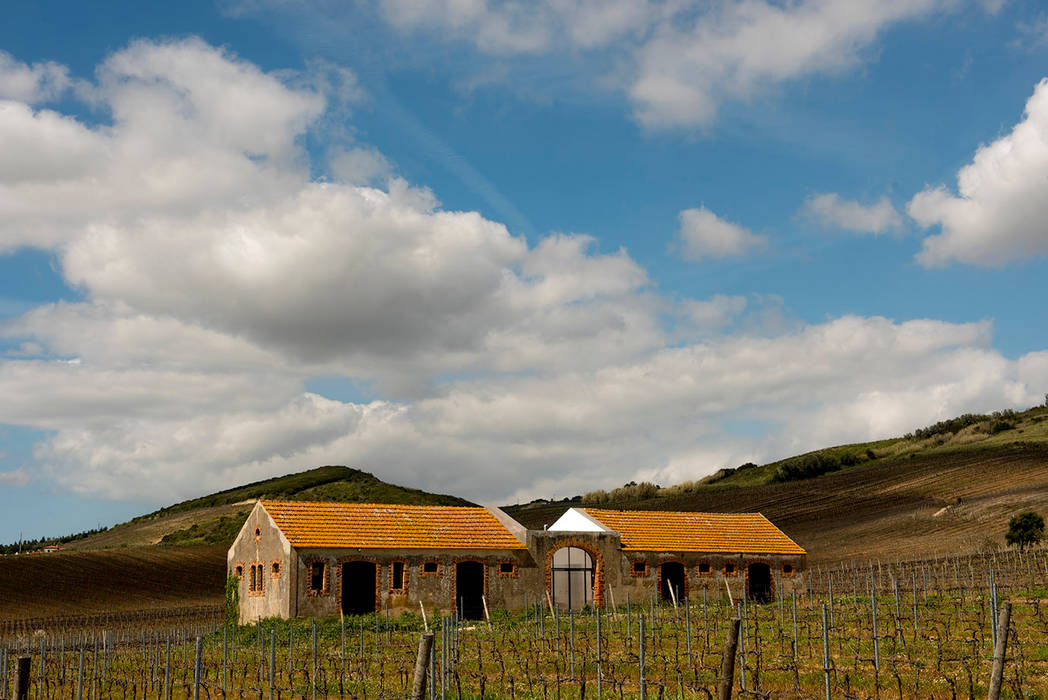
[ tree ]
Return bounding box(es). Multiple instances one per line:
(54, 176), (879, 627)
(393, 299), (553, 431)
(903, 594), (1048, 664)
(1005, 511), (1045, 552)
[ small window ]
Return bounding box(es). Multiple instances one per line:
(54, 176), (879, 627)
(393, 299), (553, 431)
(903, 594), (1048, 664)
(724, 562), (736, 576)
(697, 562), (711, 575)
(782, 563), (794, 575)
(254, 527), (262, 540)
(632, 560), (648, 576)
(235, 564), (244, 578)
(309, 561), (326, 594)
(249, 563), (264, 594)
(498, 561), (517, 576)
(421, 561), (439, 575)
(391, 561), (405, 591)
(271, 561), (281, 577)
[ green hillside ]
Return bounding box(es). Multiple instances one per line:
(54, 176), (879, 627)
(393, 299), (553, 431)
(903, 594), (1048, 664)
(66, 466), (474, 549)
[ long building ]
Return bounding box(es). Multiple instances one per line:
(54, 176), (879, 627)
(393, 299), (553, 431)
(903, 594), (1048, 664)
(229, 500), (806, 621)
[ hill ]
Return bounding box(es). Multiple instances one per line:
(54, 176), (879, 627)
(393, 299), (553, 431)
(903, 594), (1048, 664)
(504, 405), (1048, 564)
(0, 466), (475, 623)
(64, 465), (473, 550)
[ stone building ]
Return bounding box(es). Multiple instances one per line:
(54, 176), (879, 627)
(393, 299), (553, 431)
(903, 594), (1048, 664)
(228, 500), (806, 622)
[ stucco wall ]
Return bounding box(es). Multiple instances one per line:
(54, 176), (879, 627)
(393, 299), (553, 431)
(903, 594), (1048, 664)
(228, 501), (293, 622)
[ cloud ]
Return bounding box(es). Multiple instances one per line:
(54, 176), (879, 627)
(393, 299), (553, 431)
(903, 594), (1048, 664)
(0, 37), (323, 251)
(329, 146), (394, 185)
(2, 38), (1046, 509)
(228, 0), (977, 130)
(0, 468), (30, 487)
(909, 78), (1048, 267)
(676, 206), (767, 261)
(803, 193), (902, 234)
(0, 51), (70, 103)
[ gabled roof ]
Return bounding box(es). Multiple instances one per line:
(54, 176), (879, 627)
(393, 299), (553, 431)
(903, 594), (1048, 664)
(260, 501), (527, 550)
(582, 508), (806, 555)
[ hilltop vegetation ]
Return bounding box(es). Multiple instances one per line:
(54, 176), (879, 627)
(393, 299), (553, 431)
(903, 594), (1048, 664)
(1, 466), (474, 551)
(552, 403), (1048, 509)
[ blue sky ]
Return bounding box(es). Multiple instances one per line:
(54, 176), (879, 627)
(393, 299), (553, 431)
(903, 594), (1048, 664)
(2, 0), (1048, 543)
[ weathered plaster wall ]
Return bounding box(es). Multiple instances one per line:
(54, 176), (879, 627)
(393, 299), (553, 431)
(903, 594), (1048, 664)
(228, 502), (293, 622)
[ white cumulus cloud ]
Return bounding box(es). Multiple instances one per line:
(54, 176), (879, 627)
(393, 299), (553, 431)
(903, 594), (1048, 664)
(803, 193), (902, 234)
(677, 206), (767, 261)
(909, 78), (1048, 267)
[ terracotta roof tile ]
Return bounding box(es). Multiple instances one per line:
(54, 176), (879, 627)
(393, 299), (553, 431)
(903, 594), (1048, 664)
(261, 501), (526, 550)
(583, 508), (806, 555)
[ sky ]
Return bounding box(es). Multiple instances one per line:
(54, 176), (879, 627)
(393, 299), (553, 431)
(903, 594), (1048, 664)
(2, 0), (1048, 543)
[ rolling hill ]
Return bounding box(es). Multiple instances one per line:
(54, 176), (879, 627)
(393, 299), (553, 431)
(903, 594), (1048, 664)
(3, 404), (1047, 622)
(504, 405), (1048, 563)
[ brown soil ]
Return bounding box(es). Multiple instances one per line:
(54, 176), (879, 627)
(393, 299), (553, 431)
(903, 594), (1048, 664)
(0, 545), (225, 621)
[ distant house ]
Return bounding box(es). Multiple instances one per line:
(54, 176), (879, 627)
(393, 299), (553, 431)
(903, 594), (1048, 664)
(228, 500), (805, 621)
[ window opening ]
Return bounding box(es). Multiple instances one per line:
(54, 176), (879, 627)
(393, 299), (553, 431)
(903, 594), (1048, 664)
(724, 562), (736, 576)
(391, 561), (405, 591)
(499, 562), (516, 574)
(632, 560), (648, 575)
(309, 561), (326, 594)
(422, 561), (439, 574)
(271, 562), (280, 577)
(783, 563), (793, 575)
(697, 562), (711, 574)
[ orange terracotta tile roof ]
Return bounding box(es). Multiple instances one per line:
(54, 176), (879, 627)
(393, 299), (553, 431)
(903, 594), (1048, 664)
(261, 501), (527, 550)
(583, 508), (806, 555)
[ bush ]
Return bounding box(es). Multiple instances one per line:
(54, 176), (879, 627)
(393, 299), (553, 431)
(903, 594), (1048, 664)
(772, 453), (842, 483)
(1006, 511), (1045, 552)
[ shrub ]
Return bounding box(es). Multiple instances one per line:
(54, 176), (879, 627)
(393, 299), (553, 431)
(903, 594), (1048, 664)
(772, 453), (843, 483)
(1006, 511), (1045, 552)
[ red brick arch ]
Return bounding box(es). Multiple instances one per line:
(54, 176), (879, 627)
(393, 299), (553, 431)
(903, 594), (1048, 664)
(544, 539), (605, 608)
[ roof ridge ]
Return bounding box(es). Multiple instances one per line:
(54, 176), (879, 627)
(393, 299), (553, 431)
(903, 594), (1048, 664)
(260, 499), (484, 509)
(586, 507), (765, 517)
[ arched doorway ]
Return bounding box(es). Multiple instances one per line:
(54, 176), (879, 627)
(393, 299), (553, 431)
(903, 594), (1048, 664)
(747, 562), (772, 604)
(551, 546), (594, 611)
(660, 561), (686, 603)
(341, 561), (376, 615)
(456, 561), (485, 620)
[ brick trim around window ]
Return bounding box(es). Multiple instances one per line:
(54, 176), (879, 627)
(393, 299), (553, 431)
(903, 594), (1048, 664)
(305, 558), (330, 596)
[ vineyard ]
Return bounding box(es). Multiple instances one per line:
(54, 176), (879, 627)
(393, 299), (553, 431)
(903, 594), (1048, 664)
(2, 547), (1046, 699)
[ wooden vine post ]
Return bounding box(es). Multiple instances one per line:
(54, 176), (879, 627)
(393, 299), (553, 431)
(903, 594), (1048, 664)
(718, 617), (740, 700)
(412, 632), (435, 700)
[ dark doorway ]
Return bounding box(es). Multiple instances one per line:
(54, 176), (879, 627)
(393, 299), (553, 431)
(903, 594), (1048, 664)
(341, 561), (376, 615)
(747, 562), (772, 604)
(660, 562), (686, 604)
(456, 561), (485, 620)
